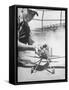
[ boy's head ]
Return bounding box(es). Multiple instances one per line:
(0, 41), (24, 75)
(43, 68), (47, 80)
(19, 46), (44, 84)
(43, 44), (47, 48)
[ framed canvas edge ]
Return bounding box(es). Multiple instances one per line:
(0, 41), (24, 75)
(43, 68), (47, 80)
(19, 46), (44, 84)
(9, 5), (68, 85)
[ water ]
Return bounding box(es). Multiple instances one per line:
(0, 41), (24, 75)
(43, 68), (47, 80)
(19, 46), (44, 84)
(31, 26), (65, 56)
(18, 26), (65, 82)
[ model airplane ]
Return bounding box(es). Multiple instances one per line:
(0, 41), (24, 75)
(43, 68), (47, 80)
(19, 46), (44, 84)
(18, 44), (65, 74)
(30, 44), (65, 74)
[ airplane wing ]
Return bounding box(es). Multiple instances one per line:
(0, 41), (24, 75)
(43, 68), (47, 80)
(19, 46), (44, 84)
(49, 56), (65, 59)
(27, 55), (65, 59)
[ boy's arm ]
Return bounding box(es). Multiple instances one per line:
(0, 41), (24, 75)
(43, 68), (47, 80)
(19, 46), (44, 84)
(18, 40), (35, 51)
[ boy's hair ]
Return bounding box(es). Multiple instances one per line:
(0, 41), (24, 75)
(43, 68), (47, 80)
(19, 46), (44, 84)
(43, 44), (47, 48)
